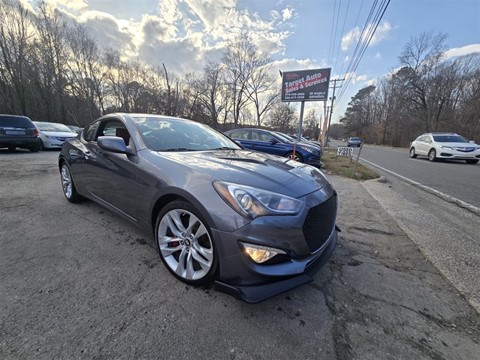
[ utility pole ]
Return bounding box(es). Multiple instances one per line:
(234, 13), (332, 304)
(326, 78), (344, 146)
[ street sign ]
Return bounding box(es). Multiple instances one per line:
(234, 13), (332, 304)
(281, 68), (331, 102)
(337, 146), (353, 157)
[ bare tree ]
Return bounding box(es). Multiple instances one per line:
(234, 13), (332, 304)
(267, 102), (296, 133)
(244, 62), (279, 126)
(65, 24), (106, 123)
(0, 0), (35, 114)
(222, 34), (267, 125)
(30, 2), (72, 121)
(398, 32), (448, 132)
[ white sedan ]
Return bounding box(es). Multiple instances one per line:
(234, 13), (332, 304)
(409, 132), (480, 164)
(34, 122), (78, 150)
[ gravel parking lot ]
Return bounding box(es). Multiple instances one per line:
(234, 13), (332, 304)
(1, 149), (479, 359)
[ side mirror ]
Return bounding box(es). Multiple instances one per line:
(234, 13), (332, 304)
(469, 140), (475, 144)
(98, 136), (134, 154)
(270, 138), (279, 145)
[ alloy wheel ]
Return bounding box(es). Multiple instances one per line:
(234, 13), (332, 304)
(61, 164), (73, 199)
(157, 208), (214, 283)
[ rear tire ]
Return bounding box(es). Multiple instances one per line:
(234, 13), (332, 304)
(466, 159), (479, 165)
(8, 146), (15, 151)
(428, 149), (437, 162)
(29, 147), (38, 152)
(409, 147), (417, 158)
(60, 162), (83, 203)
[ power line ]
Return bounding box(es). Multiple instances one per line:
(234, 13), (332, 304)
(337, 0), (391, 104)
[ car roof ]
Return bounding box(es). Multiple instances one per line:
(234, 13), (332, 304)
(421, 132), (458, 136)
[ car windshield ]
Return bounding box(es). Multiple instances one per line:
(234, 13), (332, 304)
(350, 137), (360, 141)
(133, 116), (242, 152)
(274, 132), (294, 143)
(36, 122), (72, 132)
(433, 135), (468, 143)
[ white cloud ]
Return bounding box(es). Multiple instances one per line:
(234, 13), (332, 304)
(184, 0), (236, 31)
(444, 44), (480, 59)
(341, 21), (392, 51)
(78, 11), (136, 57)
(282, 7), (294, 21)
(25, 0), (296, 75)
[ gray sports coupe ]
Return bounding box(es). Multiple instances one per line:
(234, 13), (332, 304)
(59, 113), (338, 302)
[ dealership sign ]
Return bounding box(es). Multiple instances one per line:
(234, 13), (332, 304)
(281, 68), (331, 102)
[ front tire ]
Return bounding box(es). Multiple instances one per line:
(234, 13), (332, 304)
(466, 159), (479, 164)
(155, 201), (217, 286)
(285, 151), (303, 163)
(60, 162), (83, 203)
(409, 147), (417, 158)
(428, 149), (437, 162)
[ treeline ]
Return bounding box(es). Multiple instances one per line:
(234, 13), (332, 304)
(0, 0), (287, 130)
(340, 32), (480, 145)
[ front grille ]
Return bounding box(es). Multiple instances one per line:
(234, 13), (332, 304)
(303, 193), (337, 252)
(454, 147), (474, 152)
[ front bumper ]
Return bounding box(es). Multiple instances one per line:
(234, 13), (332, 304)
(211, 188), (338, 303)
(438, 151), (480, 160)
(214, 227), (337, 303)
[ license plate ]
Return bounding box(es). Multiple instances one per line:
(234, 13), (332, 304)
(6, 130), (26, 135)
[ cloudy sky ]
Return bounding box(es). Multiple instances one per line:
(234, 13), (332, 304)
(24, 0), (480, 122)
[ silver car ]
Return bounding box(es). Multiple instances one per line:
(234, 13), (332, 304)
(409, 132), (480, 164)
(35, 121), (78, 149)
(59, 113), (338, 303)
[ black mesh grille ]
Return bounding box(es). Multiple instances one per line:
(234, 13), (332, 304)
(303, 193), (337, 252)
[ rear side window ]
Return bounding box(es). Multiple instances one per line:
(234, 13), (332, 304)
(228, 129), (249, 139)
(0, 115), (34, 128)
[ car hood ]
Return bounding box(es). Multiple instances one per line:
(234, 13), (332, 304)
(154, 149), (330, 198)
(40, 131), (77, 137)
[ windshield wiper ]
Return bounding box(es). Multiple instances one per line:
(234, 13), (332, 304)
(161, 148), (196, 152)
(212, 147), (238, 150)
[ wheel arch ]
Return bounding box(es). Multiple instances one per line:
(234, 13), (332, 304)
(150, 190), (216, 235)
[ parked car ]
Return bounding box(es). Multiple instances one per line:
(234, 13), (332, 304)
(67, 125), (83, 134)
(59, 113), (338, 302)
(347, 137), (362, 147)
(409, 132), (480, 164)
(0, 114), (42, 152)
(224, 128), (322, 167)
(34, 121), (78, 149)
(282, 133), (323, 150)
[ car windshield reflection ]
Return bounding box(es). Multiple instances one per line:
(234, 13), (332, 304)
(133, 116), (241, 152)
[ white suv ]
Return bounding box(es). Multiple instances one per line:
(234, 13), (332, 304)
(409, 133), (480, 164)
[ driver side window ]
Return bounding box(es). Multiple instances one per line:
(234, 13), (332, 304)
(97, 120), (131, 146)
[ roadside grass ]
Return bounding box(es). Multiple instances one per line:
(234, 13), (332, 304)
(321, 147), (380, 180)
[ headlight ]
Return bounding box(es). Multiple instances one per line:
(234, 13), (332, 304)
(213, 181), (303, 219)
(240, 242), (286, 263)
(440, 145), (453, 150)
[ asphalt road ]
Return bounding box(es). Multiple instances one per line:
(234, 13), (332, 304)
(333, 140), (480, 208)
(1, 148), (479, 359)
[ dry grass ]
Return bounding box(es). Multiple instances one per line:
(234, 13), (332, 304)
(321, 147), (380, 180)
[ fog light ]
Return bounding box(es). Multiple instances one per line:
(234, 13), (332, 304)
(240, 242), (286, 264)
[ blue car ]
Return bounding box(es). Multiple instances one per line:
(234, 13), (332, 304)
(225, 128), (321, 167)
